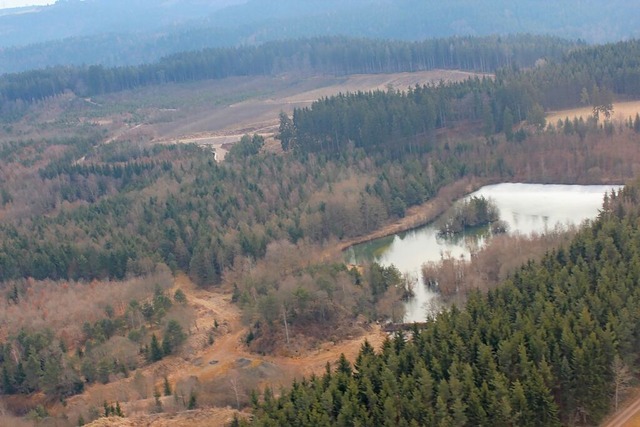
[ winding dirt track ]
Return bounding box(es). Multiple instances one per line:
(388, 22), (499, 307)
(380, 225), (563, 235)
(77, 274), (386, 426)
(176, 274), (386, 382)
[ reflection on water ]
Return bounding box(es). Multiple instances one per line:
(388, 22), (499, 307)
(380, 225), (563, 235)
(346, 183), (622, 322)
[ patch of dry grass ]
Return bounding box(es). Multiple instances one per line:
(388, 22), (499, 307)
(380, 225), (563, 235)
(547, 101), (640, 124)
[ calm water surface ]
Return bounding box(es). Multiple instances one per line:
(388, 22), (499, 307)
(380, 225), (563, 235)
(346, 183), (622, 322)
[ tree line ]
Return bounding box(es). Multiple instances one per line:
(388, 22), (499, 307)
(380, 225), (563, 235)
(5, 0), (640, 75)
(0, 35), (576, 109)
(499, 39), (640, 110)
(282, 39), (640, 154)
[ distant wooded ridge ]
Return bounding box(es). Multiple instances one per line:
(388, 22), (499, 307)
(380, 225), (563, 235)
(0, 0), (639, 73)
(0, 35), (579, 113)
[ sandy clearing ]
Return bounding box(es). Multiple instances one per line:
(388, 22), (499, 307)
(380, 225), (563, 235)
(602, 388), (640, 427)
(173, 273), (386, 384)
(281, 70), (489, 104)
(157, 70), (484, 139)
(86, 407), (241, 427)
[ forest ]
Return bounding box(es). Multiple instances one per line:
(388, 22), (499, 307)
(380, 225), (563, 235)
(1, 31), (640, 425)
(2, 113), (638, 289)
(284, 39), (640, 155)
(243, 182), (640, 426)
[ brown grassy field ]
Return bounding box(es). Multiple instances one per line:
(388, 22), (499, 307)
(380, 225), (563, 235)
(84, 70), (488, 152)
(546, 100), (640, 124)
(85, 408), (242, 427)
(0, 70), (485, 161)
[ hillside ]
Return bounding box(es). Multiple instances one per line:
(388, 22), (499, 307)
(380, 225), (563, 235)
(0, 0), (246, 48)
(1, 0), (639, 73)
(0, 35), (571, 109)
(2, 34), (640, 426)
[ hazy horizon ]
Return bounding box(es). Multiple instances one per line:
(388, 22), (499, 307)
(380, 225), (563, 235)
(0, 0), (54, 9)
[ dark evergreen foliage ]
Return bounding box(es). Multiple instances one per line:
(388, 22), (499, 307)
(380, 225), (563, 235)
(284, 39), (640, 154)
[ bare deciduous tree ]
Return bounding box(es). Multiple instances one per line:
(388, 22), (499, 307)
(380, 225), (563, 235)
(612, 355), (633, 411)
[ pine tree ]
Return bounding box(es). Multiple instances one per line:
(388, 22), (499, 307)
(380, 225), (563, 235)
(503, 107), (514, 141)
(188, 391), (197, 409)
(163, 376), (172, 396)
(8, 283), (18, 304)
(25, 352), (42, 392)
(337, 354), (352, 376)
(162, 338), (171, 357)
(1, 365), (14, 394)
(162, 320), (186, 356)
(14, 361), (25, 392)
(278, 112), (296, 151)
(149, 334), (163, 362)
(174, 289), (187, 304)
(115, 401), (124, 417)
(451, 397), (468, 426)
(510, 380), (527, 425)
(42, 357), (61, 397)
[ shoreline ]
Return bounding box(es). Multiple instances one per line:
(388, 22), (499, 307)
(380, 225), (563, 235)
(336, 176), (496, 252)
(336, 176), (626, 254)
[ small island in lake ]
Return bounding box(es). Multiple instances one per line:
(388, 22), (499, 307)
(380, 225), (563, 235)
(437, 195), (508, 237)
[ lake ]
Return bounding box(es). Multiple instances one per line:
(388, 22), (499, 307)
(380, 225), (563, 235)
(345, 183), (622, 322)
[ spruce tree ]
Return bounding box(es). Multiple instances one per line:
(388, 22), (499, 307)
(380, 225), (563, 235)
(1, 365), (14, 394)
(188, 391), (197, 409)
(24, 352), (42, 393)
(14, 361), (25, 392)
(163, 376), (171, 396)
(149, 334), (163, 362)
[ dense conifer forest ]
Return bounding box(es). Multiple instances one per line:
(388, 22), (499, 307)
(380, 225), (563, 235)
(284, 40), (640, 154)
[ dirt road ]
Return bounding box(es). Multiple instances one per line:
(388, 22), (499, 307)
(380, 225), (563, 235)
(176, 273), (386, 382)
(603, 393), (640, 427)
(71, 273), (386, 426)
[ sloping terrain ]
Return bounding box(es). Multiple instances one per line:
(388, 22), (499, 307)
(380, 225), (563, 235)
(1, 0), (640, 73)
(2, 69), (483, 161)
(66, 274), (386, 426)
(95, 70), (486, 158)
